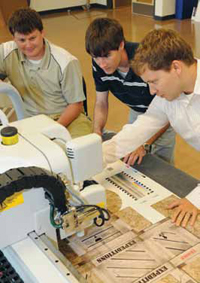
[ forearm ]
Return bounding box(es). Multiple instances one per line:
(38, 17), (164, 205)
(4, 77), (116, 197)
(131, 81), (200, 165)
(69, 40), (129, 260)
(93, 104), (108, 135)
(93, 91), (109, 136)
(123, 123), (170, 166)
(103, 113), (168, 165)
(145, 123), (170, 145)
(57, 102), (83, 127)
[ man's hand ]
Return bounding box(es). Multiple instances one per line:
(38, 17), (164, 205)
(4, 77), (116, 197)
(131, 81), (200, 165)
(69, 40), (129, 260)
(123, 145), (146, 166)
(123, 123), (170, 166)
(168, 198), (200, 227)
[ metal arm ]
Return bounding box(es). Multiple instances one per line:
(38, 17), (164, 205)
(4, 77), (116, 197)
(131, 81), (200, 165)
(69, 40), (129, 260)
(0, 81), (27, 120)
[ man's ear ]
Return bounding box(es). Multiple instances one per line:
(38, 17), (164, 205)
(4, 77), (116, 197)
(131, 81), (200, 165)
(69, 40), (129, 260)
(119, 41), (125, 51)
(171, 60), (182, 75)
(41, 29), (45, 37)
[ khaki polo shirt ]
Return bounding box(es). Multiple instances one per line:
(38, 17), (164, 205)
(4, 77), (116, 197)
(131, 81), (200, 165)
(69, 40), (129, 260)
(0, 39), (85, 117)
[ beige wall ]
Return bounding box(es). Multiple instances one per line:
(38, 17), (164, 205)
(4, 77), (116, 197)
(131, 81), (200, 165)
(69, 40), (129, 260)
(0, 0), (27, 24)
(30, 0), (107, 12)
(154, 0), (175, 17)
(0, 8), (6, 28)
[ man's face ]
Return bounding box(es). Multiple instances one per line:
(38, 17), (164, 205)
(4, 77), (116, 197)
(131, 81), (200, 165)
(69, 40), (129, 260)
(141, 64), (182, 101)
(14, 29), (45, 60)
(93, 45), (123, 74)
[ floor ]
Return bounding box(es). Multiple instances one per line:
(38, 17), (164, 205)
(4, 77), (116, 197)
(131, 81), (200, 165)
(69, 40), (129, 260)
(0, 4), (200, 180)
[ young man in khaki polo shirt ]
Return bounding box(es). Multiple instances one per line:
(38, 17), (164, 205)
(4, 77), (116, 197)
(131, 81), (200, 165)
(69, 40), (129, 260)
(0, 8), (92, 138)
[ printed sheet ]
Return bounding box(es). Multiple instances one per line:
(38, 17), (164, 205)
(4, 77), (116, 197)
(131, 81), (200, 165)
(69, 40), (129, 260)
(61, 162), (200, 283)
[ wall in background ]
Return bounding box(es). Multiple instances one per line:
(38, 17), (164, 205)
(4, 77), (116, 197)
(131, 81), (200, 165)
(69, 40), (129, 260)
(154, 0), (175, 18)
(0, 8), (6, 28)
(0, 0), (27, 23)
(30, 0), (107, 12)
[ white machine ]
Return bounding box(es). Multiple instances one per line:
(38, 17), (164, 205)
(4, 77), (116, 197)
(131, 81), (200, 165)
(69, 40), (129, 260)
(0, 114), (109, 282)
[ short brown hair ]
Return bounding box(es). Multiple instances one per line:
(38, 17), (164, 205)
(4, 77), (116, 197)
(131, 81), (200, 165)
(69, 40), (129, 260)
(8, 8), (43, 36)
(132, 29), (195, 76)
(85, 18), (125, 57)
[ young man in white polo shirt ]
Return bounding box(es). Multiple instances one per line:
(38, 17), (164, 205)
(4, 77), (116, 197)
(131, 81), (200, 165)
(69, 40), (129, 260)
(103, 29), (200, 227)
(0, 8), (92, 138)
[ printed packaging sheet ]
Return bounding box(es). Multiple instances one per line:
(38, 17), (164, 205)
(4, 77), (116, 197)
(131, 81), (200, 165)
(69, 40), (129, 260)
(61, 163), (200, 283)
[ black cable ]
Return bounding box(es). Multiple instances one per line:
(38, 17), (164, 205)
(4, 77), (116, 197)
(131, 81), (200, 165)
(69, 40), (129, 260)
(75, 204), (110, 227)
(0, 166), (67, 213)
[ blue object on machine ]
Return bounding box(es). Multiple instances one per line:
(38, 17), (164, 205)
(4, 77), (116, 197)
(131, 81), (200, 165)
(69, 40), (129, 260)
(175, 0), (197, 19)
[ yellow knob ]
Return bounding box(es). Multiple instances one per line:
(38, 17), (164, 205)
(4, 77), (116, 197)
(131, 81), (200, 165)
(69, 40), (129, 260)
(1, 126), (18, 145)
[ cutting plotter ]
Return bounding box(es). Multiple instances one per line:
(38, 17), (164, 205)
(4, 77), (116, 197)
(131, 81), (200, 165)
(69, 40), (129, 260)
(0, 114), (109, 282)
